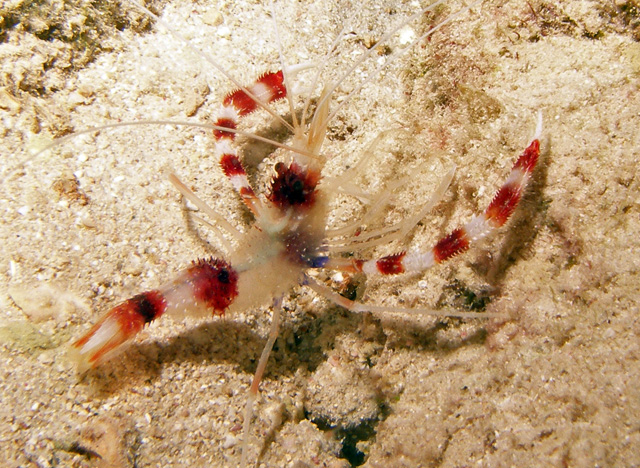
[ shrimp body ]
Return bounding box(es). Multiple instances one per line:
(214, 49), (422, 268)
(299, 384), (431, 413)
(71, 72), (333, 370)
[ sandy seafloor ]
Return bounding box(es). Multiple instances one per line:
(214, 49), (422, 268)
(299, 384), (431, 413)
(1, 0), (639, 466)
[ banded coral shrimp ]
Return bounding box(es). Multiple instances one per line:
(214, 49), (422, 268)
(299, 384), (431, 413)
(1, 0), (547, 466)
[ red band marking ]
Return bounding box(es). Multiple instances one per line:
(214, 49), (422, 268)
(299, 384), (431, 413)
(257, 70), (286, 101)
(223, 89), (258, 116)
(485, 184), (521, 228)
(223, 71), (287, 117)
(239, 186), (255, 197)
(268, 162), (320, 209)
(187, 258), (239, 313)
(131, 291), (168, 324)
(513, 140), (540, 173)
(72, 290), (167, 352)
(213, 117), (237, 140)
(433, 228), (470, 263)
(220, 154), (246, 177)
(376, 252), (406, 275)
(352, 259), (365, 273)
